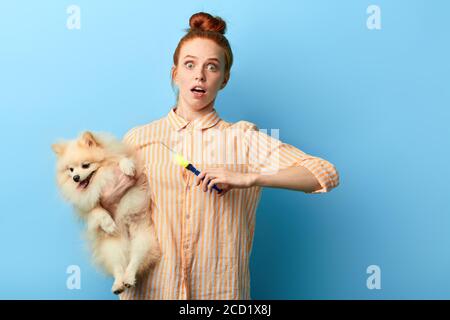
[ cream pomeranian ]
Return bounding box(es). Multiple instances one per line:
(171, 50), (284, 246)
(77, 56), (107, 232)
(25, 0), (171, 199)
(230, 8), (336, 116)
(52, 131), (161, 295)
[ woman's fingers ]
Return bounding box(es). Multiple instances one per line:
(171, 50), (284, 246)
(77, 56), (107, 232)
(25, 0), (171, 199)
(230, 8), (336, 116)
(207, 178), (223, 192)
(194, 169), (230, 194)
(195, 171), (206, 186)
(194, 171), (217, 192)
(218, 185), (231, 197)
(202, 173), (214, 191)
(100, 167), (136, 209)
(195, 171), (209, 191)
(192, 172), (231, 195)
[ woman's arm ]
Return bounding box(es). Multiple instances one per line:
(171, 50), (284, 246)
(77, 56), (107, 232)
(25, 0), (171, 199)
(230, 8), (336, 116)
(235, 121), (340, 194)
(197, 165), (330, 196)
(253, 165), (322, 192)
(100, 166), (137, 214)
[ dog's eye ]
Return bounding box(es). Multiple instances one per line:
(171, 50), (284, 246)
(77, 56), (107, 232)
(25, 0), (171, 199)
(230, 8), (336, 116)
(82, 163), (90, 169)
(69, 167), (74, 172)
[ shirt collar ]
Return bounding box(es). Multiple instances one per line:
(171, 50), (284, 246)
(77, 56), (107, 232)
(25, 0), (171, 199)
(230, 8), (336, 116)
(167, 106), (221, 131)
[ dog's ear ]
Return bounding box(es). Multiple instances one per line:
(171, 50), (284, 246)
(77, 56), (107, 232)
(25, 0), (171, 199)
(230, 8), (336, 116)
(80, 131), (99, 148)
(51, 142), (67, 156)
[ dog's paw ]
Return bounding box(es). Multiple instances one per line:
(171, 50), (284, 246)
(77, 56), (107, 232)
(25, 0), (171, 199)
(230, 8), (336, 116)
(112, 281), (125, 295)
(119, 158), (136, 177)
(123, 273), (136, 289)
(100, 216), (118, 235)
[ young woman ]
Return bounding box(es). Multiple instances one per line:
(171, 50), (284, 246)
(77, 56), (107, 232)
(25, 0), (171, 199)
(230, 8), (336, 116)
(100, 12), (340, 300)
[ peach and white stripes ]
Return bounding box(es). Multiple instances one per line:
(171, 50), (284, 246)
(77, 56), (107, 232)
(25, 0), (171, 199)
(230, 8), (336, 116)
(119, 107), (339, 300)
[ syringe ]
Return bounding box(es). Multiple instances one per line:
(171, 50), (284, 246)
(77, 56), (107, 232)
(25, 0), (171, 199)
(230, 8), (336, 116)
(159, 142), (222, 193)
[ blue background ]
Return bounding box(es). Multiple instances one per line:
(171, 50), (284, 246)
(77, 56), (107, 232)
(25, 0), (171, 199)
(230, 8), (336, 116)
(1, 0), (449, 299)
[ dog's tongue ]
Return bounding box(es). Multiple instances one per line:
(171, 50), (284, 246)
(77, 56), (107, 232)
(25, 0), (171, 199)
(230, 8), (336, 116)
(77, 171), (96, 189)
(79, 179), (89, 189)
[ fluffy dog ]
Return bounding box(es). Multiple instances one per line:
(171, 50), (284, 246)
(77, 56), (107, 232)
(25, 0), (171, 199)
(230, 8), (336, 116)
(52, 131), (161, 295)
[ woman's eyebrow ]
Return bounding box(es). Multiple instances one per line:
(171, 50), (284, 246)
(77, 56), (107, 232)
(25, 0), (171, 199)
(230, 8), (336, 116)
(183, 55), (220, 63)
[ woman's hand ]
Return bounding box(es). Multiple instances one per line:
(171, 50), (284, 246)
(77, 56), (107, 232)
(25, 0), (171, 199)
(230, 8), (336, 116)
(194, 167), (257, 197)
(99, 166), (137, 214)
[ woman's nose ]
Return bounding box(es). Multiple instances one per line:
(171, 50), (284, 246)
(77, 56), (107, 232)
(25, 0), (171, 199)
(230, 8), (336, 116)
(195, 68), (205, 81)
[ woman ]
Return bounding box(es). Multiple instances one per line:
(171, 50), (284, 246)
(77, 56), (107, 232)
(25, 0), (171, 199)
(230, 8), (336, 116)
(101, 12), (340, 300)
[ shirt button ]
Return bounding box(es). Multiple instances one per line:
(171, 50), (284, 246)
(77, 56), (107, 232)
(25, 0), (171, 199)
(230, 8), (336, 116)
(184, 244), (189, 250)
(186, 214), (190, 219)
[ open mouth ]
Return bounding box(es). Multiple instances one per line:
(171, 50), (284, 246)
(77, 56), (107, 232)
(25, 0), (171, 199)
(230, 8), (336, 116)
(78, 170), (96, 190)
(191, 86), (206, 97)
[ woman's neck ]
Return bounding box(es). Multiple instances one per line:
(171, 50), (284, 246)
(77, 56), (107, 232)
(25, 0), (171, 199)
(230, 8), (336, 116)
(175, 99), (215, 121)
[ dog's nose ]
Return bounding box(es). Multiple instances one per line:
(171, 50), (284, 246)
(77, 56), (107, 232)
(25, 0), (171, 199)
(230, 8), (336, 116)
(73, 175), (80, 182)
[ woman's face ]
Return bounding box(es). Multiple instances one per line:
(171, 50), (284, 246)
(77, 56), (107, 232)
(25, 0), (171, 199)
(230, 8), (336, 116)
(172, 38), (228, 112)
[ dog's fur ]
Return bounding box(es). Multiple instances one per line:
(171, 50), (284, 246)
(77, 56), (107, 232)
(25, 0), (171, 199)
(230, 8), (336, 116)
(52, 131), (161, 295)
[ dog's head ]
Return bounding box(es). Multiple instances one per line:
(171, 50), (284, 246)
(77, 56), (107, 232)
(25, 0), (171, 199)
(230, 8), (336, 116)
(52, 131), (107, 196)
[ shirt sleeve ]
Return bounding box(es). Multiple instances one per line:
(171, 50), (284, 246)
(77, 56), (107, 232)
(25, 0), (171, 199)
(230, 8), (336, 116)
(242, 121), (340, 194)
(122, 128), (137, 146)
(121, 127), (155, 214)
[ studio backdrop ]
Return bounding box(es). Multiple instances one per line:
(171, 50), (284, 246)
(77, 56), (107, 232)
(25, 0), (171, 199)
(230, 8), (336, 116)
(1, 0), (449, 299)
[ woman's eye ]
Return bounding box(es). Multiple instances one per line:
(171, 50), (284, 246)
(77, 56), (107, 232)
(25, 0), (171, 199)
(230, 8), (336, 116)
(185, 62), (194, 69)
(207, 64), (217, 71)
(82, 163), (90, 169)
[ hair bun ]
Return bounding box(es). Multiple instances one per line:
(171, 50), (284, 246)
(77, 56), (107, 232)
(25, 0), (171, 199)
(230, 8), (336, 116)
(189, 12), (226, 35)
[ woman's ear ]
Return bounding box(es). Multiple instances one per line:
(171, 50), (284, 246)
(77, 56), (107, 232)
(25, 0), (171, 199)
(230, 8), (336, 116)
(220, 73), (230, 90)
(171, 65), (178, 85)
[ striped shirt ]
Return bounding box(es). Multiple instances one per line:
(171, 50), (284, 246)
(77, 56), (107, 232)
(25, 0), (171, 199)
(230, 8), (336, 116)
(119, 107), (339, 300)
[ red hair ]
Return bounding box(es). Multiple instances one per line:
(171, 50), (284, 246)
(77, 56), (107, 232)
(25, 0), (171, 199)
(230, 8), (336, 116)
(171, 12), (233, 85)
